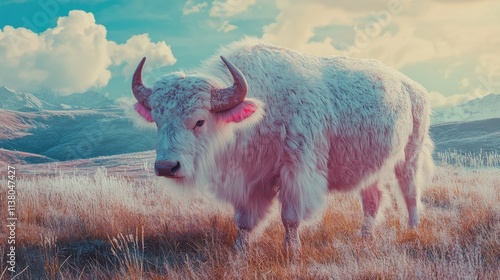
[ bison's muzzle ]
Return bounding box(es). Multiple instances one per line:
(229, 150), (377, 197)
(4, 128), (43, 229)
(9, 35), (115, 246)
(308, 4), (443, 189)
(154, 160), (182, 178)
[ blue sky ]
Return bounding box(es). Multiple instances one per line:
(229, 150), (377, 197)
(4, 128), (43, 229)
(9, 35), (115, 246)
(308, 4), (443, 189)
(0, 0), (498, 107)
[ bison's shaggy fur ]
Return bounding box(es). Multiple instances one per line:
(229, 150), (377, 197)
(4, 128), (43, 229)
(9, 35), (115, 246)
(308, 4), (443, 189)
(133, 38), (434, 251)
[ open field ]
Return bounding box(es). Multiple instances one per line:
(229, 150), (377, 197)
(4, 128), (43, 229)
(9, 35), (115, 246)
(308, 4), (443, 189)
(1, 152), (499, 279)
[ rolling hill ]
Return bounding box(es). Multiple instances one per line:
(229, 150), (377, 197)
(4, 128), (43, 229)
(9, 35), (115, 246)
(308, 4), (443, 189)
(0, 85), (498, 165)
(0, 108), (155, 164)
(430, 118), (500, 154)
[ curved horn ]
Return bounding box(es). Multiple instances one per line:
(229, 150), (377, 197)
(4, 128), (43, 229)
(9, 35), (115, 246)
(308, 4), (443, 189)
(211, 56), (248, 112)
(132, 57), (153, 109)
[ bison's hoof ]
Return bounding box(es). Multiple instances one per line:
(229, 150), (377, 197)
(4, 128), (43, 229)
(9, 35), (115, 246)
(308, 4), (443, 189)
(361, 220), (374, 240)
(408, 209), (420, 229)
(233, 228), (250, 253)
(284, 235), (301, 257)
(233, 239), (249, 253)
(361, 229), (374, 240)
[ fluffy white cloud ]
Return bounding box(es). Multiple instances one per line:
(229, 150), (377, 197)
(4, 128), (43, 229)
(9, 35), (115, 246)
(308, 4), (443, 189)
(207, 19), (238, 33)
(261, 0), (500, 107)
(428, 89), (488, 108)
(206, 0), (257, 33)
(262, 2), (349, 56)
(209, 0), (256, 17)
(217, 20), (237, 33)
(183, 0), (208, 15)
(181, 0), (258, 33)
(0, 10), (176, 95)
(109, 34), (176, 77)
(262, 0), (429, 63)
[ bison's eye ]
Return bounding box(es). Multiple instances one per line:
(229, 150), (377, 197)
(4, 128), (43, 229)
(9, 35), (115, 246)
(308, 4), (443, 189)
(195, 120), (205, 127)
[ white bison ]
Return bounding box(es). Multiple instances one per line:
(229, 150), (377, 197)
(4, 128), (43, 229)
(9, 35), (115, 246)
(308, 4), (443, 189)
(131, 38), (434, 252)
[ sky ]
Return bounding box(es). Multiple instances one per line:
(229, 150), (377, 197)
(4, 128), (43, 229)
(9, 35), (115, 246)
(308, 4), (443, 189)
(0, 0), (498, 108)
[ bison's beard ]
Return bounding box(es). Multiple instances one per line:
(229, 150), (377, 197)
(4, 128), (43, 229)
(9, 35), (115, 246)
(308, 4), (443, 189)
(161, 175), (197, 188)
(159, 130), (234, 190)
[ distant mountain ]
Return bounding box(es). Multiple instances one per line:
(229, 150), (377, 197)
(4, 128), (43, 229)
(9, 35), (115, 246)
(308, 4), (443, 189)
(432, 94), (500, 124)
(0, 85), (116, 111)
(0, 108), (155, 162)
(35, 89), (116, 109)
(0, 86), (44, 111)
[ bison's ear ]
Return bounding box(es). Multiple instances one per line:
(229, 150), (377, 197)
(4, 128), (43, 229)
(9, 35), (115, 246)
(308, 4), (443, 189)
(134, 102), (154, 122)
(215, 100), (258, 123)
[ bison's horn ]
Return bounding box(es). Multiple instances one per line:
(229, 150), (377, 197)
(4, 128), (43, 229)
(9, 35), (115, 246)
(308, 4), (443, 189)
(132, 57), (153, 109)
(211, 56), (248, 112)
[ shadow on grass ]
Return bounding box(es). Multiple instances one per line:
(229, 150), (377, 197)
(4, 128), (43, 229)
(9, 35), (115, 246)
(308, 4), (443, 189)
(9, 227), (234, 279)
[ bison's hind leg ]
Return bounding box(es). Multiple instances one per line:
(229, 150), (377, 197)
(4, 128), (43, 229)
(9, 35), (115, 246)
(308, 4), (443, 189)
(360, 181), (383, 238)
(395, 137), (434, 229)
(395, 159), (420, 228)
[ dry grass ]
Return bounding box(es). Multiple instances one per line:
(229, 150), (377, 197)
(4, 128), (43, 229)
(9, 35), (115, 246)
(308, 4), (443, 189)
(436, 149), (500, 167)
(0, 163), (499, 279)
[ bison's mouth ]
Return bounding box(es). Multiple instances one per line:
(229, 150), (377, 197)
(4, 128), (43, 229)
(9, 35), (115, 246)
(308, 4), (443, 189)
(157, 173), (197, 188)
(154, 169), (185, 179)
(157, 174), (185, 179)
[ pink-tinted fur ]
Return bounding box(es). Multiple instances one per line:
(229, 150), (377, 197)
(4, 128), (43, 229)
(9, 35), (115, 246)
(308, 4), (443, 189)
(134, 103), (153, 122)
(131, 38), (435, 253)
(216, 101), (257, 123)
(360, 182), (383, 237)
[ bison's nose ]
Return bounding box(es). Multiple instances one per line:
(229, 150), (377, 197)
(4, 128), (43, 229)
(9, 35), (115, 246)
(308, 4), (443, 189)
(154, 161), (181, 177)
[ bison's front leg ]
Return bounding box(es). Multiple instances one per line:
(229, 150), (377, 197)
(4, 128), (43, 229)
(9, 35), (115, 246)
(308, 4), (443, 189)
(279, 166), (328, 254)
(281, 208), (301, 253)
(234, 224), (250, 252)
(233, 185), (277, 252)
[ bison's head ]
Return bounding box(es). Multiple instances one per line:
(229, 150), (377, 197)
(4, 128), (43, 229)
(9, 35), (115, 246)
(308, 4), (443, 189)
(132, 56), (262, 184)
